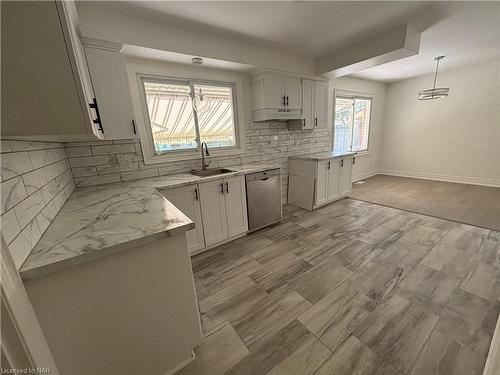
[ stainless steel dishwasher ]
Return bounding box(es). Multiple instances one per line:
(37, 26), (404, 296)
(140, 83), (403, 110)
(245, 169), (282, 231)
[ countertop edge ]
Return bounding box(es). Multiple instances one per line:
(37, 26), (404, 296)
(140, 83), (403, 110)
(20, 222), (195, 280)
(290, 153), (357, 161)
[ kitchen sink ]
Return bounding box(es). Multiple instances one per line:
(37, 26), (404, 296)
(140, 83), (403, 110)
(191, 168), (235, 177)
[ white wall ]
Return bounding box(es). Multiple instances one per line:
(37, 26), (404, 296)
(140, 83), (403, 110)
(380, 58), (500, 186)
(330, 76), (387, 181)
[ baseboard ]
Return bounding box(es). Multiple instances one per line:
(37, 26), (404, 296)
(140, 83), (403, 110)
(377, 169), (500, 188)
(352, 169), (379, 182)
(164, 351), (196, 375)
(483, 313), (500, 375)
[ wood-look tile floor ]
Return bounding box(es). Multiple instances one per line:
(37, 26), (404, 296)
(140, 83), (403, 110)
(351, 174), (500, 231)
(181, 199), (500, 375)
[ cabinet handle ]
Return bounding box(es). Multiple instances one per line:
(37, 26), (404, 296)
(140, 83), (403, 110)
(194, 187), (199, 201)
(315, 117), (318, 126)
(286, 96), (289, 106)
(353, 157), (356, 165)
(220, 183), (224, 194)
(89, 98), (104, 134)
(131, 120), (137, 135)
(225, 182), (229, 193)
(328, 161), (331, 170)
(282, 96), (286, 106)
(341, 159), (344, 167)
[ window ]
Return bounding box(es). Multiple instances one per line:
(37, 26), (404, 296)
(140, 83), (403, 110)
(141, 77), (238, 155)
(333, 95), (372, 154)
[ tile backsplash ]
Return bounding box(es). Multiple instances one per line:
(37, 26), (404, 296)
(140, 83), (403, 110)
(65, 122), (333, 202)
(1, 140), (75, 268)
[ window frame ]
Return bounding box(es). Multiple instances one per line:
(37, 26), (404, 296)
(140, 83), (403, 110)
(332, 90), (373, 155)
(135, 71), (245, 164)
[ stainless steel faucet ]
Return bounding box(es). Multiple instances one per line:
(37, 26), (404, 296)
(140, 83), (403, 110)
(201, 142), (210, 170)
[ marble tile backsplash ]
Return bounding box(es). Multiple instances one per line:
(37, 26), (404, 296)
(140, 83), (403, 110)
(65, 122), (333, 203)
(0, 140), (75, 268)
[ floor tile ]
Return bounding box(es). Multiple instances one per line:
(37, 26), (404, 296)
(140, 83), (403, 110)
(354, 295), (439, 374)
(178, 322), (248, 375)
(291, 259), (352, 303)
(233, 288), (311, 350)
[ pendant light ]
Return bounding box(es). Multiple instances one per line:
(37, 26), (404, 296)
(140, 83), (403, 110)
(418, 56), (450, 100)
(191, 57), (211, 114)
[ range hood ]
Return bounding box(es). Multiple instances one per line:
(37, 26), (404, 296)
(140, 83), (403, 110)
(252, 108), (302, 122)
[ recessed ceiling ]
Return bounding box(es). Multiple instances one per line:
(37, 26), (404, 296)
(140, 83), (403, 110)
(93, 1), (500, 82)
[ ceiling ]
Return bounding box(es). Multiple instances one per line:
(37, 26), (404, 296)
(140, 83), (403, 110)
(117, 1), (499, 82)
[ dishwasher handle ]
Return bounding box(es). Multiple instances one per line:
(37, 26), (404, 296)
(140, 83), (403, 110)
(245, 168), (280, 182)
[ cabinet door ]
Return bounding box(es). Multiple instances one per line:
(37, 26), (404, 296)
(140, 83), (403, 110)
(84, 47), (137, 139)
(1, 1), (95, 138)
(313, 81), (329, 128)
(264, 75), (286, 108)
(161, 185), (205, 254)
(315, 160), (329, 206)
(327, 159), (341, 201)
(301, 79), (314, 129)
(199, 179), (229, 246)
(339, 157), (353, 196)
(284, 76), (302, 110)
(223, 176), (248, 237)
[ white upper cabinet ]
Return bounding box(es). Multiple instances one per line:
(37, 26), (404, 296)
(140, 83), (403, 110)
(300, 79), (315, 130)
(1, 1), (100, 140)
(251, 72), (302, 121)
(300, 79), (329, 130)
(283, 76), (302, 110)
(313, 80), (329, 128)
(1, 1), (136, 141)
(83, 42), (138, 140)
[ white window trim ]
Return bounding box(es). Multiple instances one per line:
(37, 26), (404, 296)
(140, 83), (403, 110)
(332, 89), (374, 155)
(126, 59), (246, 165)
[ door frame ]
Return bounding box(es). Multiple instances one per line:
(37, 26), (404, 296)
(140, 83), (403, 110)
(1, 236), (59, 373)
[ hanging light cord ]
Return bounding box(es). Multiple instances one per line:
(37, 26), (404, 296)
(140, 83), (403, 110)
(432, 58), (440, 90)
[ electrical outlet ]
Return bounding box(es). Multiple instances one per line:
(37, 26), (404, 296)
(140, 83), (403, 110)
(117, 154), (132, 168)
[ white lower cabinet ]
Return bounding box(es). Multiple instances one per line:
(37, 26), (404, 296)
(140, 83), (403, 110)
(160, 185), (205, 254)
(161, 175), (248, 255)
(288, 155), (354, 210)
(223, 176), (249, 238)
(198, 179), (230, 247)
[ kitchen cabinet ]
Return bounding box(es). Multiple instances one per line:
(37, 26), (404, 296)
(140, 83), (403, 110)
(198, 179), (230, 247)
(339, 157), (354, 196)
(288, 155), (354, 210)
(162, 175), (248, 254)
(300, 79), (329, 129)
(313, 80), (329, 128)
(83, 42), (138, 139)
(199, 175), (248, 247)
(160, 185), (205, 254)
(251, 72), (302, 121)
(1, 1), (136, 141)
(251, 72), (302, 110)
(1, 1), (100, 140)
(224, 176), (249, 237)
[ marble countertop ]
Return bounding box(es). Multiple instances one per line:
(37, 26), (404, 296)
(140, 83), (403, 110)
(20, 163), (281, 280)
(290, 152), (357, 161)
